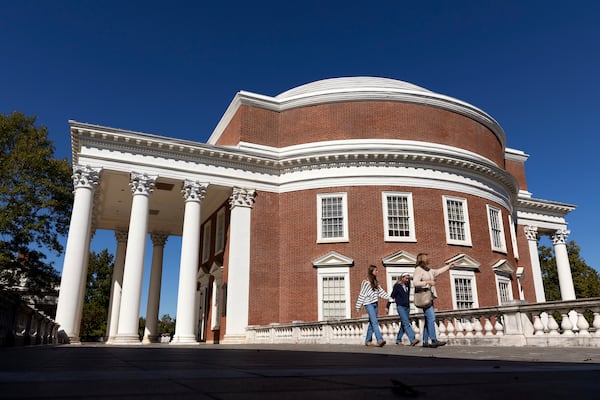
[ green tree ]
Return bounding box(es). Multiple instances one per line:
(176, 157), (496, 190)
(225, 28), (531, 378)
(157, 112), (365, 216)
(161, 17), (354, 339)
(540, 240), (600, 300)
(158, 314), (176, 337)
(80, 250), (114, 340)
(0, 112), (73, 302)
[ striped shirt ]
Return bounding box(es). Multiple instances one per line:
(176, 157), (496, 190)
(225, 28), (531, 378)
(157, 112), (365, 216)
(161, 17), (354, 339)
(355, 280), (390, 310)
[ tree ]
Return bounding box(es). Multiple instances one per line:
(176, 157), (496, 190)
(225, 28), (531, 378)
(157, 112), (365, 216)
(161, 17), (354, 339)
(0, 112), (73, 306)
(540, 240), (600, 301)
(158, 314), (176, 337)
(79, 250), (114, 340)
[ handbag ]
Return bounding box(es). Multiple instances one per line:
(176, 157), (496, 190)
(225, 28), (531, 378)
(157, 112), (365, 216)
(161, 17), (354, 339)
(414, 288), (433, 308)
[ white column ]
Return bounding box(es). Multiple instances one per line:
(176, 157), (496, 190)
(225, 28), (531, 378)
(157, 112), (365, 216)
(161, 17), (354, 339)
(223, 187), (256, 343)
(171, 181), (206, 345)
(525, 225), (546, 303)
(55, 165), (100, 343)
(143, 232), (168, 344)
(552, 229), (576, 300)
(73, 228), (95, 341)
(106, 230), (127, 342)
(113, 173), (156, 345)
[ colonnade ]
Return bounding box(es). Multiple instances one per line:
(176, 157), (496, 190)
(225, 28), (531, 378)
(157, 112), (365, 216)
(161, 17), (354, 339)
(55, 164), (256, 344)
(525, 225), (575, 302)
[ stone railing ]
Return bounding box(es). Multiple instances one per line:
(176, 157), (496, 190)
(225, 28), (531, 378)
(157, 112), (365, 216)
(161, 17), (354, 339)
(0, 290), (59, 346)
(246, 298), (600, 347)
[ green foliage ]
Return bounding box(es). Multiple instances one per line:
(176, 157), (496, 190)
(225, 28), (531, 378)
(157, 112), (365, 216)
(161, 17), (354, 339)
(0, 112), (73, 298)
(540, 240), (600, 301)
(138, 317), (146, 340)
(79, 250), (114, 339)
(158, 314), (176, 337)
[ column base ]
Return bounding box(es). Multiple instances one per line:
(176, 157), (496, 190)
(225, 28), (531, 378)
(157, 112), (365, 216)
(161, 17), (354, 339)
(111, 334), (142, 345)
(142, 335), (160, 344)
(170, 335), (199, 345)
(221, 334), (247, 344)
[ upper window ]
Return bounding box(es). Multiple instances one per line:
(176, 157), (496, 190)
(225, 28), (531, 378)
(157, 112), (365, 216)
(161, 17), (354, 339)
(317, 193), (349, 242)
(442, 196), (472, 246)
(487, 205), (507, 253)
(202, 221), (212, 263)
(215, 208), (226, 255)
(450, 270), (479, 310)
(382, 192), (416, 242)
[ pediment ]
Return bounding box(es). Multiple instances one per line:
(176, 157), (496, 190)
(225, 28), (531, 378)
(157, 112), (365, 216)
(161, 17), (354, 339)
(492, 259), (515, 277)
(312, 251), (354, 268)
(382, 250), (417, 267)
(446, 254), (481, 271)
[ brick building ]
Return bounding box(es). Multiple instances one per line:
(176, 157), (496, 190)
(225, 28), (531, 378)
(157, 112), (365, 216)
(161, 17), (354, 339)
(55, 77), (576, 344)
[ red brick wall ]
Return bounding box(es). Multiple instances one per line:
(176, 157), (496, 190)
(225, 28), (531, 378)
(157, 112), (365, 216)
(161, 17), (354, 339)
(215, 101), (505, 166)
(505, 158), (529, 191)
(244, 186), (524, 325)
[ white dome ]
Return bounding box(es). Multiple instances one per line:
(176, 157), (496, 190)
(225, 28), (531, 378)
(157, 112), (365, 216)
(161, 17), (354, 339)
(275, 76), (432, 100)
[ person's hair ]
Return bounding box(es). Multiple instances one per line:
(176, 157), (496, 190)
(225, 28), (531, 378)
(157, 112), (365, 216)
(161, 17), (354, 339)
(416, 253), (430, 270)
(367, 264), (379, 289)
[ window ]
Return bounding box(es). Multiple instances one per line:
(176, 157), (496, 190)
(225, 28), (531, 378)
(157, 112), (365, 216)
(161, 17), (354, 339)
(382, 192), (416, 242)
(487, 205), (507, 253)
(215, 208), (226, 254)
(317, 193), (348, 242)
(202, 221), (212, 263)
(495, 275), (514, 305)
(443, 196), (472, 246)
(450, 270), (478, 310)
(317, 267), (351, 320)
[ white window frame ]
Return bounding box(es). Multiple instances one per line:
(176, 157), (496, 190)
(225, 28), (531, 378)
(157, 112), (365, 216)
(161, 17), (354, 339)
(202, 221), (212, 263)
(317, 193), (349, 243)
(215, 208), (226, 255)
(385, 266), (416, 316)
(442, 196), (472, 246)
(508, 214), (519, 260)
(382, 192), (416, 242)
(486, 205), (507, 253)
(449, 270), (479, 310)
(316, 267), (351, 321)
(495, 274), (514, 305)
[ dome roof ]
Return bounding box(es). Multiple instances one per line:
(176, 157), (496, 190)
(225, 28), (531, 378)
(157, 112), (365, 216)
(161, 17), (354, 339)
(275, 76), (432, 100)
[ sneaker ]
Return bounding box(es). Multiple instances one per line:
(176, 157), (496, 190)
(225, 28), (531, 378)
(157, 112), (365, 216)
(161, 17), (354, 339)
(432, 340), (446, 347)
(376, 340), (386, 347)
(422, 342), (431, 348)
(410, 339), (420, 346)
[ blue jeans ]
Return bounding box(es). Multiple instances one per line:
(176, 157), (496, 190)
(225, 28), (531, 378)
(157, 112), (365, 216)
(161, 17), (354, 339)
(364, 302), (383, 344)
(395, 305), (416, 343)
(422, 304), (437, 343)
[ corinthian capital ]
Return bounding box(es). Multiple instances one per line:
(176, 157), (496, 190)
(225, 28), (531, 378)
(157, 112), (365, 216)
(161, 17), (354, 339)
(552, 229), (570, 245)
(182, 180), (207, 202)
(72, 164), (101, 190)
(524, 225), (538, 241)
(130, 172), (157, 196)
(229, 187), (257, 209)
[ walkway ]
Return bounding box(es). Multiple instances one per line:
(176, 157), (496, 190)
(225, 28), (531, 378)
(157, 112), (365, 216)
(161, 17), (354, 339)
(1, 343), (599, 399)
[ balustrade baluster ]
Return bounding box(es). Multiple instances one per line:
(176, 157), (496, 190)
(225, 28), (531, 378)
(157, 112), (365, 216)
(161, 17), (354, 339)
(547, 314), (560, 336)
(533, 315), (545, 336)
(483, 317), (494, 336)
(560, 313), (574, 336)
(455, 319), (465, 338)
(446, 319), (455, 338)
(593, 312), (600, 337)
(438, 319), (447, 340)
(464, 319), (474, 337)
(576, 312), (590, 336)
(474, 317), (484, 337)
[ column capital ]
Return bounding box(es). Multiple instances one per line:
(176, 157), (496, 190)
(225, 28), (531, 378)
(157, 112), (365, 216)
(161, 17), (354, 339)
(229, 187), (257, 209)
(552, 229), (570, 245)
(182, 180), (207, 202)
(524, 225), (538, 241)
(130, 172), (157, 196)
(72, 164), (101, 190)
(114, 229), (128, 243)
(151, 232), (169, 247)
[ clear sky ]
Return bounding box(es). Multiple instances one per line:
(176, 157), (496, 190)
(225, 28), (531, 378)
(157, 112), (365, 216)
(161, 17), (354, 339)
(2, 1), (599, 318)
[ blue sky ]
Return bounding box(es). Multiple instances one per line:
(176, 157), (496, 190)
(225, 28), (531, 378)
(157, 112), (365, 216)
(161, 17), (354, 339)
(2, 1), (599, 318)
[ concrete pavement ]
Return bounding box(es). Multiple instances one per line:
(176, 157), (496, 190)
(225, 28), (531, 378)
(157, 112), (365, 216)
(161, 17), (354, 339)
(1, 343), (599, 399)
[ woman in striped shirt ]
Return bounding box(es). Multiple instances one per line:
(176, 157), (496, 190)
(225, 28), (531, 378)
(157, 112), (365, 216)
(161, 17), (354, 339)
(355, 265), (390, 347)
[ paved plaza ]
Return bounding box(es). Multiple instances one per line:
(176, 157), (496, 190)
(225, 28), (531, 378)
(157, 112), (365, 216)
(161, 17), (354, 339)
(1, 343), (599, 399)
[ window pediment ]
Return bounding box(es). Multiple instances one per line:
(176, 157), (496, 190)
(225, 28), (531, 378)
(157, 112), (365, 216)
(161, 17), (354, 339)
(312, 251), (354, 268)
(382, 250), (417, 267)
(447, 254), (480, 271)
(492, 259), (514, 277)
